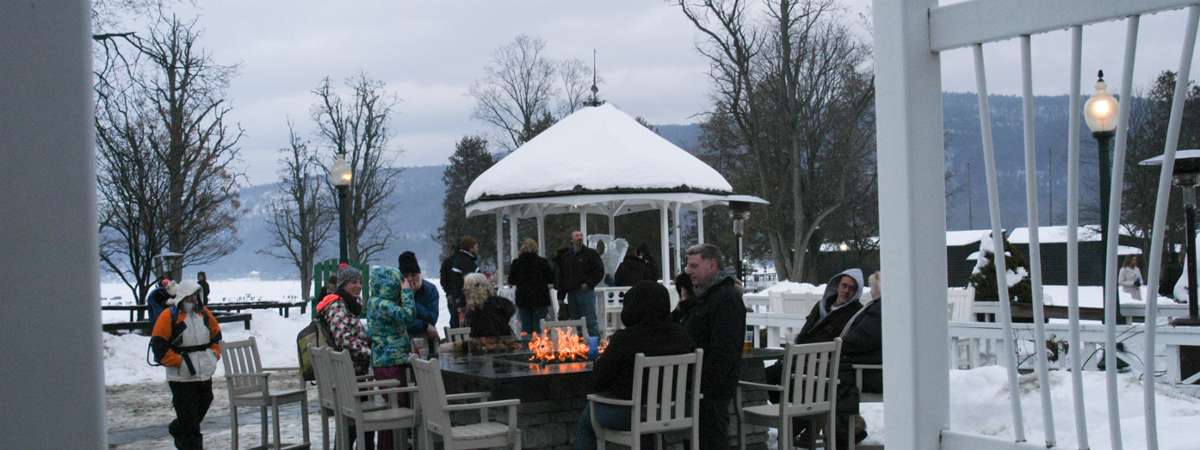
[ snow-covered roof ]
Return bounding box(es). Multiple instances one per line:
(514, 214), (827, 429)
(1008, 225), (1133, 244)
(464, 104), (746, 216)
(946, 229), (994, 246)
(966, 244), (1142, 260)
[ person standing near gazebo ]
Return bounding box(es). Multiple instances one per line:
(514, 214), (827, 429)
(556, 230), (605, 337)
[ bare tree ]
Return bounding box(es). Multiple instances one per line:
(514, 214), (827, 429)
(261, 122), (335, 301)
(95, 14), (243, 310)
(678, 0), (875, 281)
(469, 35), (594, 151)
(311, 74), (401, 263)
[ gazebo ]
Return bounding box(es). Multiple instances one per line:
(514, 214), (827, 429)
(464, 103), (766, 283)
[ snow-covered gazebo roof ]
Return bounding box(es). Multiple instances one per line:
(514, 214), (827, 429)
(465, 103), (761, 218)
(462, 103), (766, 285)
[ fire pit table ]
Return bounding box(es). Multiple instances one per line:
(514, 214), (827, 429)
(435, 339), (771, 450)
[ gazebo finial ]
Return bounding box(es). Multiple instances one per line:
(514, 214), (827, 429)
(585, 49), (603, 107)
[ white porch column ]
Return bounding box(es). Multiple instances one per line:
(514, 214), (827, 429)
(697, 204), (705, 244)
(536, 211), (546, 257)
(495, 210), (505, 284)
(579, 210), (588, 236)
(608, 212), (616, 237)
(673, 202), (682, 273)
(873, 0), (949, 449)
(0, 1), (104, 446)
(660, 202), (670, 283)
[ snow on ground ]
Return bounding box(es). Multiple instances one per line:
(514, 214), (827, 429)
(852, 367), (1200, 450)
(757, 281), (826, 295)
(103, 278), (453, 385)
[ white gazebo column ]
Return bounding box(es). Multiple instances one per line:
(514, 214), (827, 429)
(696, 204), (705, 244)
(495, 210), (505, 284)
(536, 210), (546, 257)
(873, 0), (949, 449)
(508, 212), (518, 271)
(660, 202), (671, 283)
(673, 202), (682, 273)
(0, 1), (104, 447)
(579, 210), (588, 236)
(608, 212), (616, 237)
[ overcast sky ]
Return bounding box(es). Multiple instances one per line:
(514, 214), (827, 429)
(132, 1), (1200, 185)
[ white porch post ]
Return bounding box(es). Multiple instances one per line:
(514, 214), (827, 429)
(0, 1), (105, 447)
(608, 212), (616, 237)
(579, 210), (588, 237)
(536, 210), (546, 257)
(660, 202), (671, 283)
(495, 210), (505, 284)
(673, 202), (682, 272)
(873, 0), (949, 449)
(697, 204), (705, 244)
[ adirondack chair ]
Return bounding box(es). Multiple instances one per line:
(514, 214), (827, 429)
(587, 350), (704, 450)
(736, 339), (842, 450)
(411, 357), (522, 450)
(221, 337), (310, 449)
(328, 348), (419, 450)
(310, 346), (403, 450)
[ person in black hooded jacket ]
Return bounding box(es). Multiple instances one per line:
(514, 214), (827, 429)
(573, 281), (696, 450)
(508, 239), (555, 334)
(614, 243), (658, 286)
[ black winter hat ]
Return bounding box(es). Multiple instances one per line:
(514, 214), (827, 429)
(398, 251), (421, 275)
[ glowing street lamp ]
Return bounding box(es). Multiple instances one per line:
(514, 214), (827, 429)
(329, 154), (353, 263)
(1085, 70), (1119, 311)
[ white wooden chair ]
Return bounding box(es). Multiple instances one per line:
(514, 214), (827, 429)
(846, 363), (883, 450)
(540, 318), (589, 339)
(328, 348), (419, 450)
(310, 346), (402, 450)
(604, 306), (625, 338)
(221, 337), (310, 449)
(588, 350), (704, 450)
(736, 339), (842, 450)
(444, 327), (471, 344)
(410, 357), (522, 450)
(947, 287), (980, 369)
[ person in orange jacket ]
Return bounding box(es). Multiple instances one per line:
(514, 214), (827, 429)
(150, 280), (222, 450)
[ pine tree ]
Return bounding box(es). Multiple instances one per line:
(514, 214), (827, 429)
(968, 232), (1033, 303)
(437, 136), (497, 263)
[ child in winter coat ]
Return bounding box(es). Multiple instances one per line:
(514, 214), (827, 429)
(150, 280), (222, 450)
(366, 265), (417, 450)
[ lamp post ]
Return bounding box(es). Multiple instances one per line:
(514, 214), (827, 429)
(1140, 150), (1200, 325)
(730, 200), (752, 285)
(1085, 70), (1119, 311)
(330, 154), (353, 264)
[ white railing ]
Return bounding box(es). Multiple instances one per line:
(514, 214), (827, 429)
(875, 1), (1200, 448)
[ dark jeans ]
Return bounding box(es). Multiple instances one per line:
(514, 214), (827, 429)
(168, 379), (213, 450)
(574, 402), (635, 450)
(448, 298), (463, 328)
(567, 288), (600, 337)
(374, 365), (411, 449)
(518, 306), (550, 334)
(698, 394), (732, 450)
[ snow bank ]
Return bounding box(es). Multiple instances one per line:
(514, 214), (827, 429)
(758, 281), (825, 295)
(858, 366), (1200, 449)
(100, 278), (305, 305)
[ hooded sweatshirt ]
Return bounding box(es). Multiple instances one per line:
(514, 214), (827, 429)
(151, 281), (222, 382)
(795, 268), (865, 345)
(593, 281), (696, 400)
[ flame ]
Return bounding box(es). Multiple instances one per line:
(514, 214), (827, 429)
(528, 327), (590, 363)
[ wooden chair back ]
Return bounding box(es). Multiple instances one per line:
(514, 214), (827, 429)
(221, 337), (267, 397)
(410, 358), (452, 434)
(630, 349), (704, 435)
(778, 339), (842, 417)
(444, 326), (471, 344)
(540, 318), (588, 339)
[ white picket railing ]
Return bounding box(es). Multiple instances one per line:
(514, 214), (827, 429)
(876, 1), (1200, 448)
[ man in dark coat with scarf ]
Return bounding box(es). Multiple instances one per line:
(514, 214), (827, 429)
(555, 230), (605, 337)
(672, 244), (746, 450)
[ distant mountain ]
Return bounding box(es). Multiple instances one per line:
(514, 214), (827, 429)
(194, 94), (1099, 278)
(191, 165), (446, 279)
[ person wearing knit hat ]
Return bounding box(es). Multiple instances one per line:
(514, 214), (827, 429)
(399, 251), (441, 355)
(335, 263), (364, 317)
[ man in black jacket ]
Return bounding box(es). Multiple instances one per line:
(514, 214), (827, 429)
(555, 230), (605, 337)
(672, 244), (745, 450)
(440, 236), (478, 328)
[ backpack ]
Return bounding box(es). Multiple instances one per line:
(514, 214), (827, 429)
(297, 305), (338, 382)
